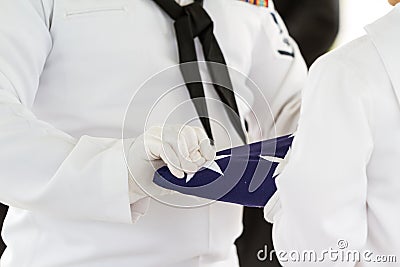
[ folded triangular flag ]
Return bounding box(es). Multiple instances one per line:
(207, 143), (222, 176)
(153, 134), (294, 207)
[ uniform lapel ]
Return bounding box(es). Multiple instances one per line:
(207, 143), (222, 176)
(365, 6), (400, 110)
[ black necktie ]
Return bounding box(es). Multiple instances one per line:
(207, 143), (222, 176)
(152, 0), (247, 144)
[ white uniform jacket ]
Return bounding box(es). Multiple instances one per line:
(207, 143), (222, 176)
(268, 4), (400, 266)
(0, 0), (306, 266)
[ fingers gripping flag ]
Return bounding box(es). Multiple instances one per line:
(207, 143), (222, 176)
(153, 134), (294, 207)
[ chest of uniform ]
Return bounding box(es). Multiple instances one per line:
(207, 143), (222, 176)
(48, 0), (257, 75)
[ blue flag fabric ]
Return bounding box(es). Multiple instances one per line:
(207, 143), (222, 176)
(153, 134), (294, 207)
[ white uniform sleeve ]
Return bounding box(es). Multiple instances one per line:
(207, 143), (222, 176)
(270, 55), (374, 266)
(0, 0), (136, 224)
(246, 6), (308, 140)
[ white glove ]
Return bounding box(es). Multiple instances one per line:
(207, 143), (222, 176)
(127, 125), (216, 203)
(264, 147), (292, 224)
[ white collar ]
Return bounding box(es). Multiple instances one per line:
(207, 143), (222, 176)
(365, 5), (400, 110)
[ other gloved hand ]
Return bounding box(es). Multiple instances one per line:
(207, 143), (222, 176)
(264, 147), (292, 223)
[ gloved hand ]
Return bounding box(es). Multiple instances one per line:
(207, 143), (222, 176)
(264, 147), (292, 223)
(127, 125), (216, 203)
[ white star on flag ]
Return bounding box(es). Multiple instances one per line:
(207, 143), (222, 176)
(185, 147), (292, 183)
(186, 154), (229, 183)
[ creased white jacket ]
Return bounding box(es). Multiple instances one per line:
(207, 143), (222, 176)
(269, 4), (400, 267)
(0, 0), (306, 266)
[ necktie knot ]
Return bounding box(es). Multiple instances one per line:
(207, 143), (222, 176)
(179, 2), (213, 38)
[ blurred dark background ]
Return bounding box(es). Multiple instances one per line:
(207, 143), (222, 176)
(0, 204), (6, 254)
(275, 0), (340, 67)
